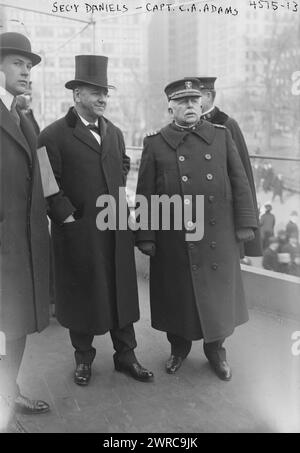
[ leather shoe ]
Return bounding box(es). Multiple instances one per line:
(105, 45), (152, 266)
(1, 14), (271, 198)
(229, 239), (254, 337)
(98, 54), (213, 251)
(114, 357), (154, 382)
(207, 359), (232, 381)
(14, 394), (50, 415)
(74, 363), (91, 386)
(165, 355), (184, 374)
(203, 342), (232, 381)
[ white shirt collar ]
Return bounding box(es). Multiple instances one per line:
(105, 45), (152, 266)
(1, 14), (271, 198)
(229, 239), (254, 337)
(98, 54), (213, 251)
(76, 111), (98, 127)
(0, 88), (15, 111)
(75, 110), (101, 145)
(201, 105), (215, 116)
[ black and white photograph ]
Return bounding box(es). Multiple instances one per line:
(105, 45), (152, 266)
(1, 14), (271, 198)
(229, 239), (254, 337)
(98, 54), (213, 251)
(0, 0), (299, 435)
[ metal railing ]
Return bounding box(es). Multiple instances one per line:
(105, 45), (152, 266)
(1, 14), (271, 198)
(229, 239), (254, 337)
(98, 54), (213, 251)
(126, 147), (300, 193)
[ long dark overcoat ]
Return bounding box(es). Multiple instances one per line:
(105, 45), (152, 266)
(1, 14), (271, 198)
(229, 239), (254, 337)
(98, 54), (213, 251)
(38, 108), (139, 335)
(136, 121), (258, 342)
(0, 100), (50, 340)
(202, 106), (262, 257)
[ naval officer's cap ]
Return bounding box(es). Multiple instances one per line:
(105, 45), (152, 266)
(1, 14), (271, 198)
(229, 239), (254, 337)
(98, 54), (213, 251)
(164, 78), (202, 101)
(196, 77), (217, 90)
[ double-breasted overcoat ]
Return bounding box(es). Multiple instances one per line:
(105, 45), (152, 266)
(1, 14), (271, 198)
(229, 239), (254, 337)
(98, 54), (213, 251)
(136, 121), (258, 342)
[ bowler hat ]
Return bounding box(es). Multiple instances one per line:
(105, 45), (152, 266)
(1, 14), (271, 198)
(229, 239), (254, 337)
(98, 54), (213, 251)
(65, 55), (115, 90)
(0, 32), (41, 66)
(165, 78), (201, 101)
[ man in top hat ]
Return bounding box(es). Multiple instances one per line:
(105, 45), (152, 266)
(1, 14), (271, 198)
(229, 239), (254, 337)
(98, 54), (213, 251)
(196, 76), (262, 259)
(0, 32), (50, 432)
(38, 55), (153, 386)
(136, 78), (258, 380)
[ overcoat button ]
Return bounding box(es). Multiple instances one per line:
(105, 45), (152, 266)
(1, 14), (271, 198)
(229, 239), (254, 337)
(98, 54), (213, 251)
(210, 241), (217, 249)
(182, 176), (188, 182)
(179, 156), (185, 162)
(205, 154), (212, 161)
(209, 218), (216, 225)
(211, 263), (218, 270)
(206, 173), (213, 181)
(192, 264), (198, 271)
(208, 195), (215, 203)
(189, 243), (195, 249)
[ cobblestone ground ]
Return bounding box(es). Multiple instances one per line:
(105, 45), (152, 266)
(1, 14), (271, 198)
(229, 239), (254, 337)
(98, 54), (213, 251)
(17, 276), (300, 433)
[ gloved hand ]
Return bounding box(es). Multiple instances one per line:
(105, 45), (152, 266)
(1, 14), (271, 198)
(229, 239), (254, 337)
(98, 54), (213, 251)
(137, 241), (156, 257)
(235, 228), (255, 242)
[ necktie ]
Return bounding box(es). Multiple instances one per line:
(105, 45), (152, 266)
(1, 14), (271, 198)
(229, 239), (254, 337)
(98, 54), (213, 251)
(87, 123), (100, 135)
(10, 97), (20, 126)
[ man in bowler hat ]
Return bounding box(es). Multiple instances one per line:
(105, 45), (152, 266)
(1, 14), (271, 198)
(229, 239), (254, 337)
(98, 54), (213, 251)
(39, 55), (154, 386)
(196, 77), (262, 259)
(136, 78), (258, 380)
(0, 32), (50, 433)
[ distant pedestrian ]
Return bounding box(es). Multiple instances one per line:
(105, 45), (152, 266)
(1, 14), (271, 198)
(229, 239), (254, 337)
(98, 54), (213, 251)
(266, 164), (275, 190)
(261, 164), (270, 192)
(286, 211), (299, 241)
(272, 173), (284, 203)
(255, 163), (264, 191)
(277, 229), (288, 253)
(260, 203), (276, 250)
(262, 237), (279, 272)
(280, 234), (300, 277)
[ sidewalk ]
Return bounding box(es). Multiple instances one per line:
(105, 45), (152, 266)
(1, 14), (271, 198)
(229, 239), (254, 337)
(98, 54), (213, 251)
(18, 277), (300, 433)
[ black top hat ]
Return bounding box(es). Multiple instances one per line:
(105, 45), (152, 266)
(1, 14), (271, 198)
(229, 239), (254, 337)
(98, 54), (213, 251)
(0, 32), (41, 66)
(196, 77), (217, 90)
(164, 78), (202, 101)
(65, 55), (115, 90)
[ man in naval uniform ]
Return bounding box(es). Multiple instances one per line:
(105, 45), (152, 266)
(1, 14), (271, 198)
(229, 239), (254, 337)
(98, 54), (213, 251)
(135, 78), (258, 380)
(197, 76), (262, 258)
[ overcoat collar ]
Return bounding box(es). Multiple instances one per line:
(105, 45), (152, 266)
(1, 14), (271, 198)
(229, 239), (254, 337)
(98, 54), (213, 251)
(202, 106), (229, 125)
(160, 120), (216, 150)
(0, 99), (33, 161)
(65, 107), (109, 159)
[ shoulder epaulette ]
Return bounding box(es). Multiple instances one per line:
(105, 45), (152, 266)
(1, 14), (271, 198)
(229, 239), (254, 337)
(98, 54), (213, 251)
(213, 124), (226, 129)
(145, 130), (159, 137)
